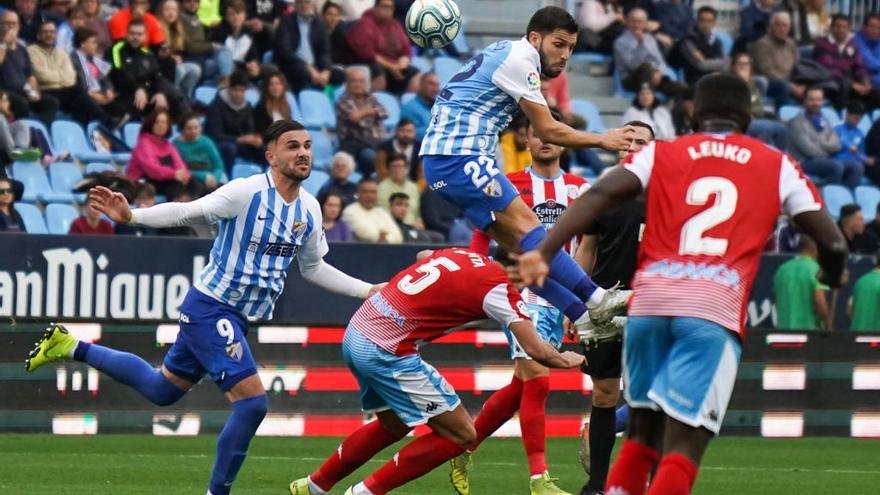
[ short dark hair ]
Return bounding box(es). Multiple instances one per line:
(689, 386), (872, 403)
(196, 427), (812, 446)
(831, 13), (849, 25)
(322, 1), (341, 14)
(526, 6), (578, 37)
(178, 111), (200, 128)
(229, 70), (249, 89)
(358, 177), (377, 188)
(693, 73), (752, 132)
(397, 118), (415, 129)
(847, 99), (866, 117)
(840, 203), (862, 220)
(135, 182), (156, 199)
(625, 120), (655, 139)
(387, 152), (409, 167)
(74, 26), (97, 48)
(389, 192), (410, 203)
(39, 19), (57, 29)
(805, 85), (825, 99)
(128, 18), (146, 30)
(262, 119), (306, 146)
(864, 13), (880, 26)
(697, 6), (717, 19)
(225, 0), (246, 13)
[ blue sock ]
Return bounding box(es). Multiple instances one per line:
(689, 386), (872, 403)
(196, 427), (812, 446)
(209, 395), (268, 495)
(74, 342), (185, 406)
(529, 278), (588, 321)
(615, 404), (629, 433)
(519, 227), (599, 301)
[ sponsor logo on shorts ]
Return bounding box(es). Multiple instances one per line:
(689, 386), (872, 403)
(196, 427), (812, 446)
(425, 402), (439, 412)
(226, 342), (243, 362)
(178, 313), (190, 324)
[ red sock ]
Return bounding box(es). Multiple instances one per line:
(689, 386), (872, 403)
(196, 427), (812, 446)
(474, 376), (523, 444)
(364, 433), (465, 495)
(647, 453), (698, 495)
(310, 420), (406, 492)
(605, 440), (660, 495)
(520, 376), (550, 475)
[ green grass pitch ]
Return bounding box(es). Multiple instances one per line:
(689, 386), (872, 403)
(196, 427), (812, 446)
(1, 434), (878, 494)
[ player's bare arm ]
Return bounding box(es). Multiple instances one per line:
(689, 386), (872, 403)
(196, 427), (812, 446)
(507, 320), (585, 369)
(518, 167), (642, 286)
(519, 99), (635, 152)
(792, 209), (848, 288)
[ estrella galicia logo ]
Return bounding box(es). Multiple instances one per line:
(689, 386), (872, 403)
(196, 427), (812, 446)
(263, 242), (298, 257)
(533, 200), (566, 224)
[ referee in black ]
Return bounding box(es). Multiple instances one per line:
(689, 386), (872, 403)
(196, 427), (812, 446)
(578, 121), (654, 495)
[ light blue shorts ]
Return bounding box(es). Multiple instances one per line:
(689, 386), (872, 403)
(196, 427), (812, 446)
(342, 325), (460, 427)
(623, 316), (742, 434)
(502, 303), (564, 360)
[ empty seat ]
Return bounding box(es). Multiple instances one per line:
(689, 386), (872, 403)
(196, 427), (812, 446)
(411, 56), (432, 73)
(194, 86), (218, 106)
(302, 169), (329, 196)
(51, 120), (112, 163)
(401, 92), (416, 106)
(822, 185), (855, 219)
(231, 164), (263, 180)
(49, 162), (85, 203)
(123, 122), (142, 148)
(12, 161), (74, 203)
(311, 131), (334, 169)
(13, 203), (48, 233)
(822, 107), (842, 127)
(612, 68), (635, 99)
(286, 91), (303, 121)
(715, 30), (733, 56)
(855, 185), (880, 221)
(298, 89), (336, 129)
(245, 88), (260, 106)
(374, 91), (401, 130)
(571, 99), (606, 133)
(85, 162), (117, 174)
(45, 203), (80, 234)
(778, 105), (801, 121)
(434, 56), (462, 84)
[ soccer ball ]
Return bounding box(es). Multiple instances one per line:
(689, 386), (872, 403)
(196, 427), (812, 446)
(405, 0), (462, 49)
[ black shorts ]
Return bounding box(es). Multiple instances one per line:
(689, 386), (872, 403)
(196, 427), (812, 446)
(583, 337), (622, 379)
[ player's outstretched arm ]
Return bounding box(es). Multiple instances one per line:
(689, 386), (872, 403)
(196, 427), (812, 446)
(298, 258), (381, 298)
(793, 209), (849, 288)
(519, 99), (634, 151)
(508, 320), (586, 369)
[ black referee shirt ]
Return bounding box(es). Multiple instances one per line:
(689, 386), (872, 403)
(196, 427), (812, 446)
(584, 196), (645, 290)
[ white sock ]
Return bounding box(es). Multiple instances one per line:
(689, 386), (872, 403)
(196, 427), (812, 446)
(350, 482), (374, 495)
(530, 471), (548, 479)
(307, 477), (327, 495)
(586, 287), (606, 308)
(573, 310), (591, 326)
(67, 340), (80, 359)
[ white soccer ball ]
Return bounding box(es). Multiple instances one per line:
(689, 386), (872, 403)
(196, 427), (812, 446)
(405, 0), (462, 49)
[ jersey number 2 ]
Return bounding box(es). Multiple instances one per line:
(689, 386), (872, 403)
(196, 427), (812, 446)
(397, 257), (462, 295)
(679, 177), (738, 256)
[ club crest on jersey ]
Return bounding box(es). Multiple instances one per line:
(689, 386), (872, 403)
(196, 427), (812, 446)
(483, 179), (503, 197)
(292, 220), (308, 236)
(526, 71), (540, 91)
(566, 184), (581, 199)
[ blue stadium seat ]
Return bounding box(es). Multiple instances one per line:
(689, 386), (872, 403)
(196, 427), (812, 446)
(778, 105), (801, 121)
(298, 89), (336, 129)
(302, 169), (329, 196)
(451, 21), (470, 55)
(45, 203), (80, 234)
(85, 121), (131, 163)
(855, 185), (880, 221)
(194, 86), (217, 106)
(49, 162), (85, 203)
(823, 184), (855, 219)
(434, 56), (462, 84)
(13, 203), (47, 233)
(859, 115), (872, 135)
(286, 91), (303, 121)
(374, 91), (401, 130)
(51, 120), (111, 163)
(245, 88), (260, 106)
(231, 164), (263, 180)
(571, 99), (606, 133)
(85, 162), (116, 174)
(401, 92), (416, 106)
(123, 122), (141, 148)
(822, 107), (842, 127)
(570, 52), (611, 64)
(12, 161), (74, 203)
(334, 85), (346, 102)
(612, 69), (635, 99)
(311, 131), (334, 170)
(349, 170), (362, 184)
(411, 56), (432, 73)
(20, 118), (54, 154)
(715, 30), (733, 56)
(262, 50), (273, 64)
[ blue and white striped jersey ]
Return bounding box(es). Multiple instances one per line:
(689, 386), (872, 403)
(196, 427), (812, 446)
(421, 37), (548, 157)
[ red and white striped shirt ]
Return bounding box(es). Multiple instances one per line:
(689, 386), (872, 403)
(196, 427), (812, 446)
(351, 248), (531, 356)
(623, 133), (823, 338)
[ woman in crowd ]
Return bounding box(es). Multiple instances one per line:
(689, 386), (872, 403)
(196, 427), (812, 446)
(0, 177), (25, 232)
(254, 71), (293, 135)
(731, 52), (789, 151)
(173, 113), (225, 191)
(620, 84), (676, 140)
(158, 0), (202, 97)
(321, 192), (354, 242)
(127, 109), (199, 198)
(576, 0), (625, 54)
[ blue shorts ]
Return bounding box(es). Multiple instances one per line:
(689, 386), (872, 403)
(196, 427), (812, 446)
(163, 288), (258, 393)
(503, 303), (564, 360)
(423, 154), (520, 230)
(623, 316), (742, 434)
(342, 325), (460, 427)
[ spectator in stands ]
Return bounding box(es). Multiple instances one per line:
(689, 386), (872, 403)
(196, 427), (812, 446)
(345, 0), (418, 95)
(204, 70), (263, 170)
(274, 0), (339, 94)
(621, 84), (675, 140)
(173, 113), (225, 191)
(180, 0), (232, 86)
(77, 0), (112, 56)
(0, 90), (38, 162)
(849, 254), (880, 330)
(737, 0), (778, 49)
(389, 192), (440, 243)
(814, 14), (880, 112)
(322, 1), (352, 65)
(377, 151), (420, 225)
(400, 71), (438, 141)
(55, 5), (83, 54)
(834, 100), (875, 178)
(613, 8), (685, 98)
(157, 0), (202, 97)
(317, 151), (358, 206)
(340, 0), (373, 22)
(375, 118), (420, 181)
(108, 0), (165, 46)
(253, 71), (294, 135)
(127, 109), (196, 197)
(751, 11), (802, 109)
(14, 0), (59, 44)
(839, 203), (875, 254)
(652, 0), (693, 49)
(28, 20), (112, 126)
(730, 52), (789, 150)
(576, 0), (625, 55)
(854, 14), (880, 101)
(498, 113), (531, 174)
(242, 0), (282, 59)
(321, 191), (354, 242)
(788, 86), (863, 188)
(72, 26), (130, 127)
(679, 6), (728, 86)
(0, 11), (59, 124)
(792, 0), (830, 45)
(70, 191), (115, 235)
(211, 0), (261, 79)
(671, 88), (694, 135)
(342, 177), (403, 243)
(336, 65), (387, 175)
(420, 186), (459, 241)
(110, 19), (190, 120)
(114, 182), (159, 235)
(0, 176), (24, 232)
(773, 235), (830, 330)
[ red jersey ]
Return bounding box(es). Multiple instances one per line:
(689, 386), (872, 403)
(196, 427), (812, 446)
(351, 248), (530, 356)
(623, 133), (823, 337)
(470, 167), (589, 306)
